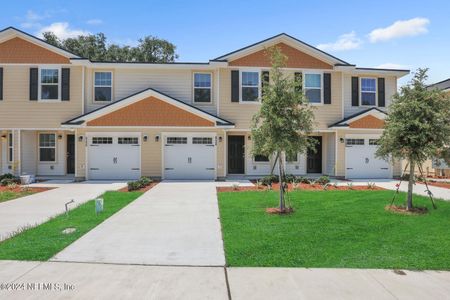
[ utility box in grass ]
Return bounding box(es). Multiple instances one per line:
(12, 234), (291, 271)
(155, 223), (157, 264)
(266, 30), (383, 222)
(95, 198), (104, 214)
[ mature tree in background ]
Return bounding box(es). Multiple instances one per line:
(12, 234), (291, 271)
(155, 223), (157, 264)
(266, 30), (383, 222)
(42, 32), (178, 62)
(376, 68), (450, 210)
(251, 47), (315, 212)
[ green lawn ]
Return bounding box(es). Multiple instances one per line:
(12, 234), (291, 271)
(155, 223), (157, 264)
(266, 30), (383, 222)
(0, 191), (142, 261)
(0, 190), (34, 203)
(218, 190), (450, 270)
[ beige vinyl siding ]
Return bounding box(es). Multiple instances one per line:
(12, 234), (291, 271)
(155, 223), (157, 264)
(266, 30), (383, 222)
(0, 65), (83, 129)
(343, 74), (397, 118)
(326, 132), (336, 175)
(20, 131), (37, 175)
(84, 68), (218, 115)
(75, 127), (225, 179)
(218, 69), (343, 130)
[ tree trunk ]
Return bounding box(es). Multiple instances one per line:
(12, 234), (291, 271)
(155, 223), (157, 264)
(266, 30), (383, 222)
(278, 151), (285, 211)
(407, 160), (415, 210)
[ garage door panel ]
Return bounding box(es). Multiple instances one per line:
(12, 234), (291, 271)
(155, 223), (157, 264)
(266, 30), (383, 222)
(164, 135), (215, 180)
(345, 137), (391, 179)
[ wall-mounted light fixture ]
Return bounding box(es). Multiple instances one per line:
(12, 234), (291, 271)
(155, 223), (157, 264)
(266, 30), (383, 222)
(58, 134), (63, 140)
(143, 135), (148, 142)
(218, 136), (223, 142)
(340, 138), (345, 143)
(78, 136), (84, 142)
(0, 135), (6, 140)
(155, 135), (160, 142)
(248, 135), (251, 140)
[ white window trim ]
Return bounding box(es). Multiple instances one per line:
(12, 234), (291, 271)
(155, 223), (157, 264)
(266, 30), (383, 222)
(38, 66), (62, 102)
(359, 77), (377, 107)
(303, 72), (323, 106)
(192, 72), (213, 104)
(93, 71), (114, 103)
(38, 133), (57, 163)
(7, 133), (13, 163)
(240, 69), (261, 104)
(253, 154), (270, 164)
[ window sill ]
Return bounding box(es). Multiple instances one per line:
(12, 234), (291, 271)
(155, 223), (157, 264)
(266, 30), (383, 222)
(239, 101), (261, 105)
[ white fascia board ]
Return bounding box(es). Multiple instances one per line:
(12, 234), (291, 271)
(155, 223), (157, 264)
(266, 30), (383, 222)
(335, 66), (409, 78)
(70, 60), (216, 70)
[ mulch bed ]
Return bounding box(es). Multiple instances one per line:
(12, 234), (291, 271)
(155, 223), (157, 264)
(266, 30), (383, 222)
(385, 205), (428, 215)
(0, 186), (52, 193)
(119, 181), (159, 192)
(418, 181), (450, 189)
(266, 207), (295, 215)
(217, 183), (384, 192)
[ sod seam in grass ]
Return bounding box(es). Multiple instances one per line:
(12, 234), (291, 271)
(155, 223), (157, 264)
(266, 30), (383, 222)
(0, 191), (143, 261)
(218, 190), (450, 270)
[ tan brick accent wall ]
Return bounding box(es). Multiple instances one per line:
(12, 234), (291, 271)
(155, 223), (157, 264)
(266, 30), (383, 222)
(0, 37), (70, 64)
(349, 115), (385, 129)
(87, 96), (215, 127)
(229, 43), (332, 69)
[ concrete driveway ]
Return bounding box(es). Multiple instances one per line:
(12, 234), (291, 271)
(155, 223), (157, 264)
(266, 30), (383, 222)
(0, 181), (126, 241)
(52, 181), (225, 266)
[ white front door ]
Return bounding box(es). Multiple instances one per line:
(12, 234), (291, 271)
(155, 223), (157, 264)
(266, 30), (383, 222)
(163, 134), (216, 180)
(87, 134), (141, 180)
(345, 136), (391, 179)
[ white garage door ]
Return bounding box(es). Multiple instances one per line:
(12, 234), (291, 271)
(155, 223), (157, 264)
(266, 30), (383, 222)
(345, 137), (391, 179)
(164, 135), (216, 180)
(88, 134), (141, 180)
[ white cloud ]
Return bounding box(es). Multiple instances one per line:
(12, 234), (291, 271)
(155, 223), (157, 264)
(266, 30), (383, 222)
(20, 10), (48, 29)
(375, 63), (409, 70)
(86, 19), (103, 25)
(369, 17), (430, 43)
(316, 31), (362, 51)
(37, 22), (90, 39)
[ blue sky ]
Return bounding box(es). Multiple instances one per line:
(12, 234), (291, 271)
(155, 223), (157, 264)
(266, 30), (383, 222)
(1, 0), (449, 85)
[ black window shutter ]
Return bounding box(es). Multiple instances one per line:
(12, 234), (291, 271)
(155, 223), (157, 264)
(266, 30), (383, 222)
(324, 73), (331, 104)
(61, 68), (70, 101)
(351, 76), (359, 106)
(0, 68), (3, 100)
(378, 78), (385, 107)
(29, 68), (38, 101)
(261, 71), (269, 97)
(294, 72), (303, 92)
(231, 70), (239, 102)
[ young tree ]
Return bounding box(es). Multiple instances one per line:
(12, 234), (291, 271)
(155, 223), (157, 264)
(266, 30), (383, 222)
(251, 47), (315, 211)
(376, 68), (450, 210)
(42, 32), (178, 62)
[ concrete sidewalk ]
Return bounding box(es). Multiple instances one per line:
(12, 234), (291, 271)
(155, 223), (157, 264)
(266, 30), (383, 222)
(346, 179), (450, 200)
(0, 181), (126, 241)
(1, 260), (449, 299)
(52, 181), (225, 266)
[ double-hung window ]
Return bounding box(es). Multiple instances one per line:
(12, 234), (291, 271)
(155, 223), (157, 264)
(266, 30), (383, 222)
(241, 71), (259, 102)
(8, 133), (13, 162)
(193, 73), (212, 103)
(39, 133), (56, 162)
(94, 72), (112, 102)
(40, 68), (60, 100)
(304, 73), (322, 104)
(360, 78), (377, 106)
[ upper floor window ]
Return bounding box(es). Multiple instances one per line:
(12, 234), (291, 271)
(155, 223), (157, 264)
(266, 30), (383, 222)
(241, 71), (259, 102)
(360, 78), (377, 106)
(39, 133), (56, 162)
(94, 72), (112, 102)
(40, 68), (60, 100)
(193, 73), (212, 103)
(304, 73), (322, 104)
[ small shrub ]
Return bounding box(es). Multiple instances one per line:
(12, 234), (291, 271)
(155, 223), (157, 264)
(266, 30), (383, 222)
(298, 176), (311, 184)
(232, 183), (239, 191)
(1, 177), (20, 186)
(284, 174), (296, 183)
(292, 182), (300, 190)
(260, 175), (279, 186)
(322, 183), (329, 191)
(315, 175), (330, 185)
(333, 182), (339, 189)
(0, 173), (15, 181)
(255, 180), (262, 189)
(347, 182), (354, 190)
(139, 176), (151, 186)
(127, 176), (152, 191)
(367, 182), (376, 190)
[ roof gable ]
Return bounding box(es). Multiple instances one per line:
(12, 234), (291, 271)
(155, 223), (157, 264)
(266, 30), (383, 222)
(0, 27), (80, 63)
(328, 108), (387, 129)
(86, 96), (215, 127)
(349, 115), (385, 129)
(63, 87), (234, 128)
(213, 33), (351, 66)
(229, 42), (332, 69)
